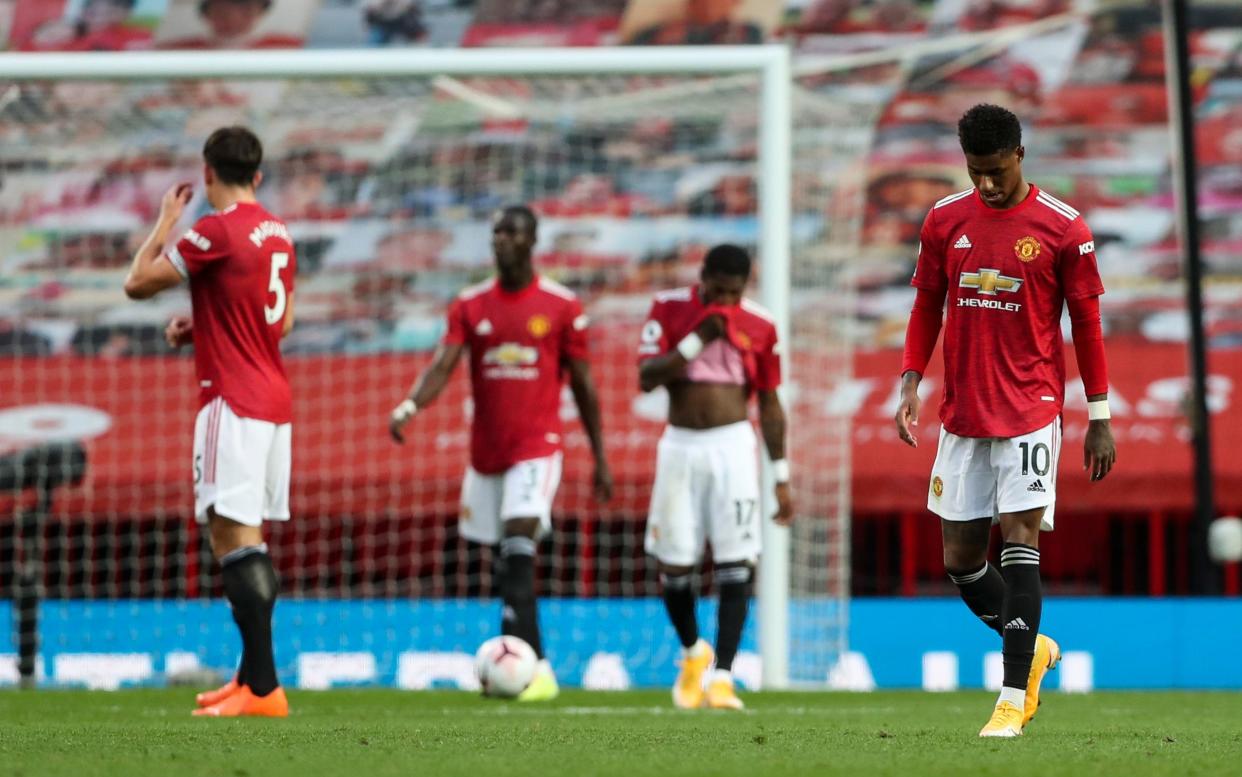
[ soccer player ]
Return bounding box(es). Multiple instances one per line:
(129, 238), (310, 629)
(637, 244), (794, 710)
(388, 205), (612, 702)
(895, 104), (1116, 737)
(124, 126), (295, 718)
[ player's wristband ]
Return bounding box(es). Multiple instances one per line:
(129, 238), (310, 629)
(771, 459), (791, 484)
(1087, 399), (1111, 421)
(394, 399), (418, 421)
(676, 332), (704, 361)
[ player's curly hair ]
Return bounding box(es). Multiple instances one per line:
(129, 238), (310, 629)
(203, 126), (263, 187)
(703, 243), (751, 278)
(957, 104), (1022, 156)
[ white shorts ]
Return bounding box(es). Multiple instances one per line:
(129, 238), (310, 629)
(458, 453), (563, 545)
(928, 418), (1061, 530)
(644, 421), (761, 566)
(193, 397), (291, 526)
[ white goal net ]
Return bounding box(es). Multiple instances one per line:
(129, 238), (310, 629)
(0, 48), (853, 690)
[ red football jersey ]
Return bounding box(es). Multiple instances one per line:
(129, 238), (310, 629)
(912, 184), (1104, 438)
(164, 202), (296, 424)
(637, 285), (781, 393)
(444, 276), (589, 474)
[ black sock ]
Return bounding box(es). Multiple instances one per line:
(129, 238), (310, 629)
(499, 536), (543, 659)
(948, 562), (1005, 637)
(714, 565), (752, 673)
(660, 573), (698, 649)
(1000, 543), (1042, 691)
(220, 544), (279, 697)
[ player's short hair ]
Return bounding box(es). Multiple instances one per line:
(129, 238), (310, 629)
(957, 104), (1022, 156)
(703, 243), (751, 278)
(198, 0), (272, 14)
(203, 126), (263, 187)
(500, 204), (539, 234)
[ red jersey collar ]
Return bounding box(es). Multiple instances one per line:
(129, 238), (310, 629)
(494, 273), (540, 299)
(972, 182), (1038, 217)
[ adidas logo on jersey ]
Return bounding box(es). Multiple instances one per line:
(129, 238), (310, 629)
(1004, 617), (1030, 631)
(476, 319), (494, 335)
(954, 234), (972, 249)
(1027, 479), (1046, 493)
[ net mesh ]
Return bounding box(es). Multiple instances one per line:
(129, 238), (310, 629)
(0, 65), (853, 688)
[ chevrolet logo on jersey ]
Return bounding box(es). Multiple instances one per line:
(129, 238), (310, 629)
(482, 343), (539, 366)
(959, 269), (1022, 296)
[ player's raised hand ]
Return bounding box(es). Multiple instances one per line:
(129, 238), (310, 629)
(694, 313), (727, 344)
(1083, 420), (1116, 482)
(164, 316), (193, 348)
(895, 383), (921, 448)
(592, 463), (613, 504)
(773, 482), (794, 526)
(389, 398), (417, 444)
(159, 182), (193, 224)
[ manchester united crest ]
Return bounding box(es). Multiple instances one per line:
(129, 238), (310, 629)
(527, 314), (551, 338)
(1014, 236), (1041, 263)
(932, 476), (944, 499)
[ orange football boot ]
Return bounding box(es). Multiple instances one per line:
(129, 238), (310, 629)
(193, 686), (289, 718)
(195, 677), (241, 708)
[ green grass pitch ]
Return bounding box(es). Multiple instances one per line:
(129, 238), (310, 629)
(2, 689), (1239, 777)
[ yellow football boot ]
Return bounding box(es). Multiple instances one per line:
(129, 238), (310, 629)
(979, 701), (1024, 738)
(516, 660), (559, 702)
(704, 671), (744, 711)
(673, 639), (714, 709)
(1023, 634), (1062, 727)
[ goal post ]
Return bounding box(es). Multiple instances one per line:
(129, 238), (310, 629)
(0, 45), (849, 691)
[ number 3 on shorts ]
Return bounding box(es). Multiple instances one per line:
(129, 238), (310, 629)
(265, 251), (289, 325)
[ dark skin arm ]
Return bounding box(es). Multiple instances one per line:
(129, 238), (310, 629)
(1083, 392), (1116, 482)
(638, 314), (726, 392)
(758, 388), (794, 526)
(567, 358), (613, 502)
(389, 341), (465, 443)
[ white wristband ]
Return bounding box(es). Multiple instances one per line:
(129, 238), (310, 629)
(395, 399), (417, 420)
(676, 332), (704, 361)
(771, 459), (791, 484)
(1087, 399), (1110, 421)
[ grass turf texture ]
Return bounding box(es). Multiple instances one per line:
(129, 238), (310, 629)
(1, 689), (1239, 777)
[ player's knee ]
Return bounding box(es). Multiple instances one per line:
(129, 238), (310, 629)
(938, 531), (988, 568)
(503, 517), (541, 539)
(716, 563), (753, 597)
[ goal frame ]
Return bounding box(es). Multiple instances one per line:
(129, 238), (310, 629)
(0, 44), (795, 689)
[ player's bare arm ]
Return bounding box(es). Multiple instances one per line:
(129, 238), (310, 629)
(389, 341), (465, 443)
(124, 182), (193, 300)
(638, 313), (726, 392)
(567, 358), (613, 503)
(758, 388), (794, 525)
(895, 370), (922, 448)
(1084, 393), (1116, 482)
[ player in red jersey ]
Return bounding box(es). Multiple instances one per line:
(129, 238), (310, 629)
(388, 205), (612, 702)
(894, 104), (1116, 737)
(124, 126), (294, 718)
(638, 244), (794, 711)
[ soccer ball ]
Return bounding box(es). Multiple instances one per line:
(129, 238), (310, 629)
(474, 635), (537, 698)
(1209, 516), (1242, 563)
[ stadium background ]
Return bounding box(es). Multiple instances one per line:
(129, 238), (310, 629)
(3, 0), (1242, 692)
